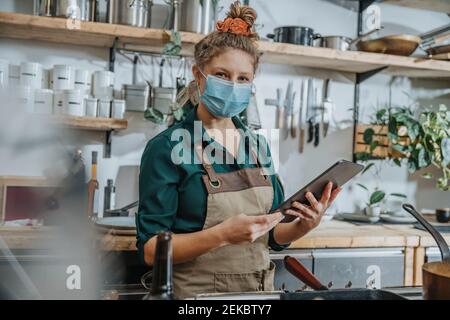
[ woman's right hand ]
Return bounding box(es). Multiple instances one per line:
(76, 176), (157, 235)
(216, 212), (284, 245)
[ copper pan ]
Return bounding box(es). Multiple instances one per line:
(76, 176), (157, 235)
(403, 204), (450, 300)
(357, 35), (421, 56)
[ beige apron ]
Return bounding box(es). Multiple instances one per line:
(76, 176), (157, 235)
(172, 144), (276, 299)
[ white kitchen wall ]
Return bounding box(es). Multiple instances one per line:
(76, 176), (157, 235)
(0, 0), (449, 217)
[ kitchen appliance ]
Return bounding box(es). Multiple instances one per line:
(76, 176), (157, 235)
(34, 89), (54, 114)
(85, 97), (98, 117)
(20, 62), (43, 89)
(98, 99), (111, 118)
(0, 59), (8, 87)
(52, 65), (75, 91)
(179, 0), (219, 34)
(403, 204), (450, 300)
(267, 26), (321, 46)
(93, 70), (114, 100)
(108, 0), (153, 28)
(124, 83), (150, 112)
(63, 89), (85, 116)
(8, 64), (20, 87)
(111, 99), (126, 119)
(356, 35), (421, 56)
(74, 69), (92, 95)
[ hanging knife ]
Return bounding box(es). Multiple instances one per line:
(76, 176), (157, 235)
(298, 79), (307, 153)
(283, 81), (295, 140)
(322, 78), (332, 138)
(313, 88), (320, 147)
(306, 79), (315, 144)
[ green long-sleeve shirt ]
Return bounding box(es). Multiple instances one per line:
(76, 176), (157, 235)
(136, 106), (289, 264)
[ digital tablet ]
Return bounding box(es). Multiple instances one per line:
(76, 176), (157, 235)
(274, 160), (364, 223)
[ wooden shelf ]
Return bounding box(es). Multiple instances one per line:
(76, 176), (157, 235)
(1, 12), (450, 78)
(45, 115), (128, 131)
(384, 0), (450, 13)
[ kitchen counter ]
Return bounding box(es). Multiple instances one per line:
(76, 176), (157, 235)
(1, 220), (449, 287)
(2, 220), (449, 251)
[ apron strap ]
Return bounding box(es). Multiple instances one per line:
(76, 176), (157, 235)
(194, 144), (221, 186)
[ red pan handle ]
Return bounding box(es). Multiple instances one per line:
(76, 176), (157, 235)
(284, 256), (328, 291)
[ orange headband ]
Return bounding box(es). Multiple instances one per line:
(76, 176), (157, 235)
(216, 17), (251, 36)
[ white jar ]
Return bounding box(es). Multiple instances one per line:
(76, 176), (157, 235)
(53, 91), (65, 114)
(16, 85), (34, 113)
(52, 65), (75, 90)
(63, 89), (85, 116)
(20, 62), (43, 89)
(0, 59), (9, 87)
(41, 68), (50, 89)
(93, 71), (114, 100)
(98, 99), (111, 118)
(8, 64), (20, 87)
(85, 98), (98, 117)
(111, 99), (125, 119)
(75, 69), (92, 95)
(34, 89), (54, 114)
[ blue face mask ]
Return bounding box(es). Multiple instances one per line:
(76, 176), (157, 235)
(198, 69), (253, 118)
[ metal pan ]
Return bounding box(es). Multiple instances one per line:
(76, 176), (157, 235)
(356, 34), (421, 56)
(403, 204), (450, 300)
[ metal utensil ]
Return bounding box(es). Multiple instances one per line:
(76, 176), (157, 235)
(322, 79), (332, 138)
(305, 79), (315, 144)
(356, 34), (421, 56)
(313, 88), (321, 147)
(298, 79), (308, 153)
(402, 203), (450, 300)
(265, 88), (284, 130)
(283, 81), (295, 140)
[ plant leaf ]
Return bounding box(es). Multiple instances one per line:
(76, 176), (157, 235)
(393, 158), (401, 167)
(370, 191), (386, 205)
(390, 193), (407, 198)
(362, 163), (375, 174)
(363, 128), (375, 144)
(356, 183), (369, 191)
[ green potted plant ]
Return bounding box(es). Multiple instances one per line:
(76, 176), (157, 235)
(355, 104), (450, 191)
(356, 183), (407, 217)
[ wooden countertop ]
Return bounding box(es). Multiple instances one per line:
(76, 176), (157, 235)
(4, 220), (449, 251)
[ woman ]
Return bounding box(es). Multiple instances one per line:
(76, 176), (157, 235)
(136, 1), (341, 298)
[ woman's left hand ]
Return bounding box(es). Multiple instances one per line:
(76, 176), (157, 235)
(285, 182), (341, 229)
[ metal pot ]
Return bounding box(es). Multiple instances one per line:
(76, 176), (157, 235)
(267, 26), (321, 46)
(403, 204), (450, 300)
(108, 0), (153, 28)
(179, 0), (219, 34)
(316, 29), (381, 51)
(55, 0), (92, 20)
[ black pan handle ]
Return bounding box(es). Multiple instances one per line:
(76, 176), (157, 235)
(403, 203), (450, 262)
(266, 33), (275, 39)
